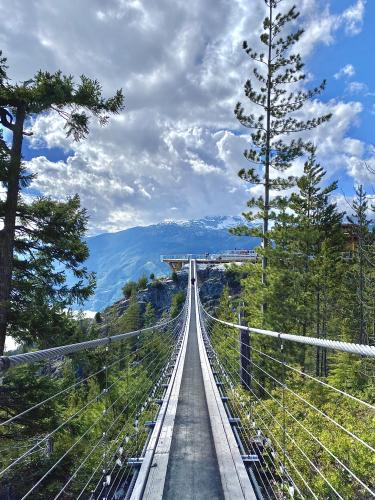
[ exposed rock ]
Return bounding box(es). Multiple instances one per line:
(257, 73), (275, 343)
(108, 265), (242, 319)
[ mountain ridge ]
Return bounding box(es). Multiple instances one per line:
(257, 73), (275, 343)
(81, 215), (258, 311)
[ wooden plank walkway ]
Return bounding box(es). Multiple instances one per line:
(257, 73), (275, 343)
(162, 286), (224, 499)
(131, 261), (255, 500)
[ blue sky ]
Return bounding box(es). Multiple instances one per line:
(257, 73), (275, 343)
(306, 0), (374, 196)
(313, 0), (374, 141)
(0, 0), (374, 234)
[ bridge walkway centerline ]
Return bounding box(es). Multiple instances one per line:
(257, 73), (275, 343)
(131, 260), (255, 500)
(162, 284), (224, 499)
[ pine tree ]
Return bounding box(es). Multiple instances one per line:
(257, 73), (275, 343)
(234, 0), (331, 282)
(0, 51), (124, 354)
(2, 195), (96, 348)
(244, 152), (344, 374)
(287, 153), (342, 374)
(119, 298), (141, 333)
(143, 302), (156, 327)
(170, 291), (185, 318)
(347, 185), (374, 344)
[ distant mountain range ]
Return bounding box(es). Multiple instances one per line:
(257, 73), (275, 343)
(80, 216), (259, 311)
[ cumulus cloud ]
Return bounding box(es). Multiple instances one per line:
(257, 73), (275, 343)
(0, 0), (370, 233)
(345, 154), (375, 187)
(334, 64), (355, 80)
(295, 0), (365, 57)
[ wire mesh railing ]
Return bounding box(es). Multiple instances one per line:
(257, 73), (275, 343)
(197, 293), (375, 499)
(0, 302), (188, 499)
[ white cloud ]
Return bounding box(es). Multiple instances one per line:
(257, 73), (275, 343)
(334, 64), (355, 80)
(345, 155), (375, 186)
(296, 0), (365, 58)
(0, 0), (370, 234)
(341, 0), (366, 36)
(346, 81), (368, 94)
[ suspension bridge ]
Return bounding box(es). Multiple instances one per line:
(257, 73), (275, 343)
(0, 260), (374, 499)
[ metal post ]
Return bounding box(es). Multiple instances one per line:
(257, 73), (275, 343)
(280, 335), (286, 500)
(103, 342), (110, 500)
(238, 304), (250, 390)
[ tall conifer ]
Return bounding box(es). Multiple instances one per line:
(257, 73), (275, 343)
(0, 51), (124, 354)
(234, 0), (331, 283)
(347, 186), (374, 344)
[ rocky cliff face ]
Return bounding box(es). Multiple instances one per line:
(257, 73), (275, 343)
(107, 265), (241, 319)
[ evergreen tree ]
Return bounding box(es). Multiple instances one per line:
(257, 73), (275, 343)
(94, 312), (102, 324)
(0, 51), (124, 354)
(279, 153), (342, 374)
(241, 152), (343, 374)
(347, 185), (374, 344)
(4, 195), (95, 348)
(118, 298), (141, 334)
(234, 0), (331, 281)
(137, 275), (148, 290)
(170, 291), (185, 318)
(122, 281), (137, 299)
(143, 302), (156, 327)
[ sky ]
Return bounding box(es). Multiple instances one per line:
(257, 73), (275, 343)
(0, 0), (374, 235)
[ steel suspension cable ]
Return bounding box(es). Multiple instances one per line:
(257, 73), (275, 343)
(198, 295), (371, 498)
(62, 331), (181, 498)
(201, 321), (282, 498)
(199, 302), (375, 357)
(1, 330), (176, 431)
(213, 344), (343, 499)
(234, 347), (375, 453)
(77, 341), (178, 498)
(232, 357), (374, 497)
(0, 308), (185, 372)
(0, 344), (169, 479)
(208, 342), (316, 499)
(76, 366), (170, 500)
(54, 377), (161, 500)
(21, 348), (172, 499)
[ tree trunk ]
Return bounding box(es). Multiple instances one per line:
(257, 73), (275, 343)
(316, 288), (321, 377)
(0, 105), (25, 355)
(261, 1), (273, 318)
(359, 242), (365, 344)
(263, 1), (273, 277)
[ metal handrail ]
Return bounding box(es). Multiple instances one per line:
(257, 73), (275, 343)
(0, 307), (186, 373)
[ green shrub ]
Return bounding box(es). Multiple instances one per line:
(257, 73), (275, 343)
(94, 312), (102, 324)
(122, 281), (137, 299)
(137, 275), (148, 289)
(170, 291), (185, 318)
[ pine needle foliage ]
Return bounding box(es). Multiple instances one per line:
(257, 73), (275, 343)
(233, 0), (331, 257)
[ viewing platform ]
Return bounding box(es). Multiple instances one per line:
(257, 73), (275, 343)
(161, 251), (257, 271)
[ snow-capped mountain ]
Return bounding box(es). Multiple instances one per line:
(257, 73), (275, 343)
(82, 215), (258, 311)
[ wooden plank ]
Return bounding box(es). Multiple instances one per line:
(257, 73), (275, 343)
(130, 262), (192, 500)
(193, 261), (257, 500)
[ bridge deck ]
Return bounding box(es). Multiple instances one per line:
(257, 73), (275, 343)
(131, 261), (254, 500)
(163, 287), (224, 499)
